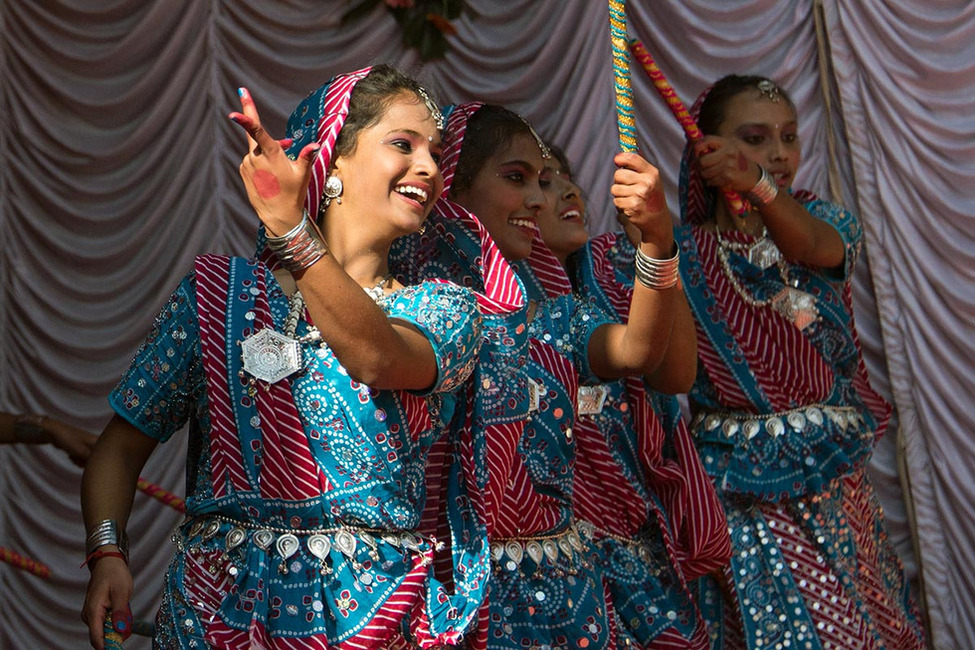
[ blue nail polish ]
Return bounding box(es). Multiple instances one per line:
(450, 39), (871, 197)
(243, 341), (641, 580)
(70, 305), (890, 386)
(237, 88), (245, 97)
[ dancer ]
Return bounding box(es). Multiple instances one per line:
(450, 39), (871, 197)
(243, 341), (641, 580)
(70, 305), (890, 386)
(81, 65), (491, 649)
(395, 102), (684, 650)
(533, 146), (730, 648)
(676, 74), (925, 649)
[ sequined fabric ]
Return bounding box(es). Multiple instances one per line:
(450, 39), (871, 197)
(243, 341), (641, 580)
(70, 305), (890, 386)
(110, 256), (487, 648)
(567, 231), (732, 649)
(675, 189), (925, 647)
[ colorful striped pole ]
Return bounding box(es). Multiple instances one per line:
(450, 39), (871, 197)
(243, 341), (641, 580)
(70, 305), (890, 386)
(629, 38), (748, 216)
(608, 0), (638, 153)
(137, 477), (186, 513)
(0, 546), (51, 578)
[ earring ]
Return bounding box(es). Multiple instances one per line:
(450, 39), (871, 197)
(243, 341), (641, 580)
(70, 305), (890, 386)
(323, 175), (343, 207)
(418, 221), (427, 235)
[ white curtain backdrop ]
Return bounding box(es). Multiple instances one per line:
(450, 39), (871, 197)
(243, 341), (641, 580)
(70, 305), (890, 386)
(0, 1), (971, 648)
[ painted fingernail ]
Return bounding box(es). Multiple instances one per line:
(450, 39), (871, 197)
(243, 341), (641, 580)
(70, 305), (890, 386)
(237, 87), (247, 99)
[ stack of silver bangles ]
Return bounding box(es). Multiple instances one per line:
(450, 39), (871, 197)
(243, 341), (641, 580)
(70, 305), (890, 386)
(634, 242), (680, 290)
(745, 166), (778, 208)
(265, 210), (329, 273)
(86, 519), (129, 560)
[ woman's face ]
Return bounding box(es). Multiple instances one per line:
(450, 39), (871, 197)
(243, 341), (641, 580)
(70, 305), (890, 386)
(451, 133), (548, 262)
(330, 92), (444, 238)
(717, 91), (801, 189)
(537, 158), (588, 263)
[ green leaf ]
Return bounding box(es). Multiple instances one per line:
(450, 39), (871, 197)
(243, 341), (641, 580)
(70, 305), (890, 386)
(340, 0), (382, 25)
(419, 25), (448, 60)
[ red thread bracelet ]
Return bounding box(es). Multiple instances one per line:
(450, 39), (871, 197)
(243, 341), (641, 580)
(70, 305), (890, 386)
(83, 549), (128, 570)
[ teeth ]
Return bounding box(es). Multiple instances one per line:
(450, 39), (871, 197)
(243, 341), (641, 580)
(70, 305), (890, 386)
(395, 185), (428, 203)
(561, 210), (581, 220)
(510, 218), (534, 228)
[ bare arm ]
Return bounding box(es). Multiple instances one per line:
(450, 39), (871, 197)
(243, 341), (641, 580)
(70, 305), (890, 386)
(588, 153), (690, 382)
(695, 136), (845, 268)
(80, 415), (158, 650)
(0, 411), (98, 467)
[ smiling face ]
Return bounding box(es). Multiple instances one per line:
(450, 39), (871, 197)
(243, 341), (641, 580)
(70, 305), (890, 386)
(451, 132), (548, 261)
(329, 92), (444, 239)
(716, 91), (801, 189)
(537, 156), (588, 264)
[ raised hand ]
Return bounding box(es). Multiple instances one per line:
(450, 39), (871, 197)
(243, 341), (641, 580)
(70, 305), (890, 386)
(694, 135), (761, 195)
(611, 152), (673, 255)
(229, 87), (322, 236)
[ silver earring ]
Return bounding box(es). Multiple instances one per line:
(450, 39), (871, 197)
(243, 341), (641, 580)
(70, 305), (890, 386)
(323, 175), (343, 207)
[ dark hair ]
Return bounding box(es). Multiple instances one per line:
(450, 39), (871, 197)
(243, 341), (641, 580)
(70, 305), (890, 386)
(697, 74), (797, 136)
(333, 64), (438, 159)
(451, 104), (535, 195)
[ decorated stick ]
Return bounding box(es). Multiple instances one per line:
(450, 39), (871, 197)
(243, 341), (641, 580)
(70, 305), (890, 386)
(137, 477), (186, 513)
(104, 620), (124, 650)
(608, 0), (638, 153)
(629, 38), (748, 216)
(0, 546), (51, 578)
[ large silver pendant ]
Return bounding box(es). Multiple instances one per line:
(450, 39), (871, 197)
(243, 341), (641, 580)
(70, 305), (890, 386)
(241, 328), (301, 383)
(771, 288), (819, 330)
(748, 238), (781, 270)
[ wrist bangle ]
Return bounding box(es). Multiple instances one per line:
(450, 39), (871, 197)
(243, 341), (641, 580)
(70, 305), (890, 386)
(86, 519), (129, 562)
(13, 414), (46, 443)
(634, 242), (680, 290)
(265, 210), (329, 273)
(82, 549), (128, 571)
(745, 166), (778, 208)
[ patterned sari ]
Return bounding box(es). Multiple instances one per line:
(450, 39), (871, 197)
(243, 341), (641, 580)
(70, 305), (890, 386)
(678, 101), (925, 646)
(568, 231), (731, 649)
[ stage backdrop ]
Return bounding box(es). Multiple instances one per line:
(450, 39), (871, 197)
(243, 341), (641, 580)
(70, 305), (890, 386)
(0, 1), (971, 648)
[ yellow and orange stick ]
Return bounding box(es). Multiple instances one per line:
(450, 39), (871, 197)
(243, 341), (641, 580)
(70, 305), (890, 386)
(137, 477), (186, 513)
(629, 38), (748, 217)
(0, 546), (51, 578)
(608, 0), (638, 153)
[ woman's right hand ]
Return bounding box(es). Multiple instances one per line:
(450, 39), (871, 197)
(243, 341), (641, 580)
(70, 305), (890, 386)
(82, 556), (134, 650)
(229, 87), (323, 237)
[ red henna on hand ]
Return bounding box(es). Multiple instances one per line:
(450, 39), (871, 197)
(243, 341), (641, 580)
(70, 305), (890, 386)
(252, 170), (281, 200)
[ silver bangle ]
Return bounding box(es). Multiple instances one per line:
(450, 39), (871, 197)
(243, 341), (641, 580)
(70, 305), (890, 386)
(265, 210), (329, 273)
(745, 166), (778, 208)
(86, 519), (129, 560)
(13, 414), (46, 443)
(634, 242), (680, 290)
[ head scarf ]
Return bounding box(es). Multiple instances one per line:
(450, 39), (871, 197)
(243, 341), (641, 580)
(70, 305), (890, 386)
(679, 82), (818, 225)
(256, 66), (372, 266)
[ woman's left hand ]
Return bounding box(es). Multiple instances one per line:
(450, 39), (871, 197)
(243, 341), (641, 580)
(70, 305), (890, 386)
(694, 135), (760, 194)
(229, 88), (322, 236)
(611, 152), (673, 254)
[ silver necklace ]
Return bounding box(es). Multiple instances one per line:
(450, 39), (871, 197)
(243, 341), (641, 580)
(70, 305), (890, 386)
(363, 274), (392, 303)
(241, 276), (390, 384)
(713, 228), (819, 330)
(241, 291), (320, 384)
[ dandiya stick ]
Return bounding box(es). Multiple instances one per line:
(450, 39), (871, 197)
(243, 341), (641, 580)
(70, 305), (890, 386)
(629, 38), (748, 217)
(608, 0), (638, 153)
(0, 546), (51, 578)
(137, 477), (186, 513)
(104, 618), (124, 650)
